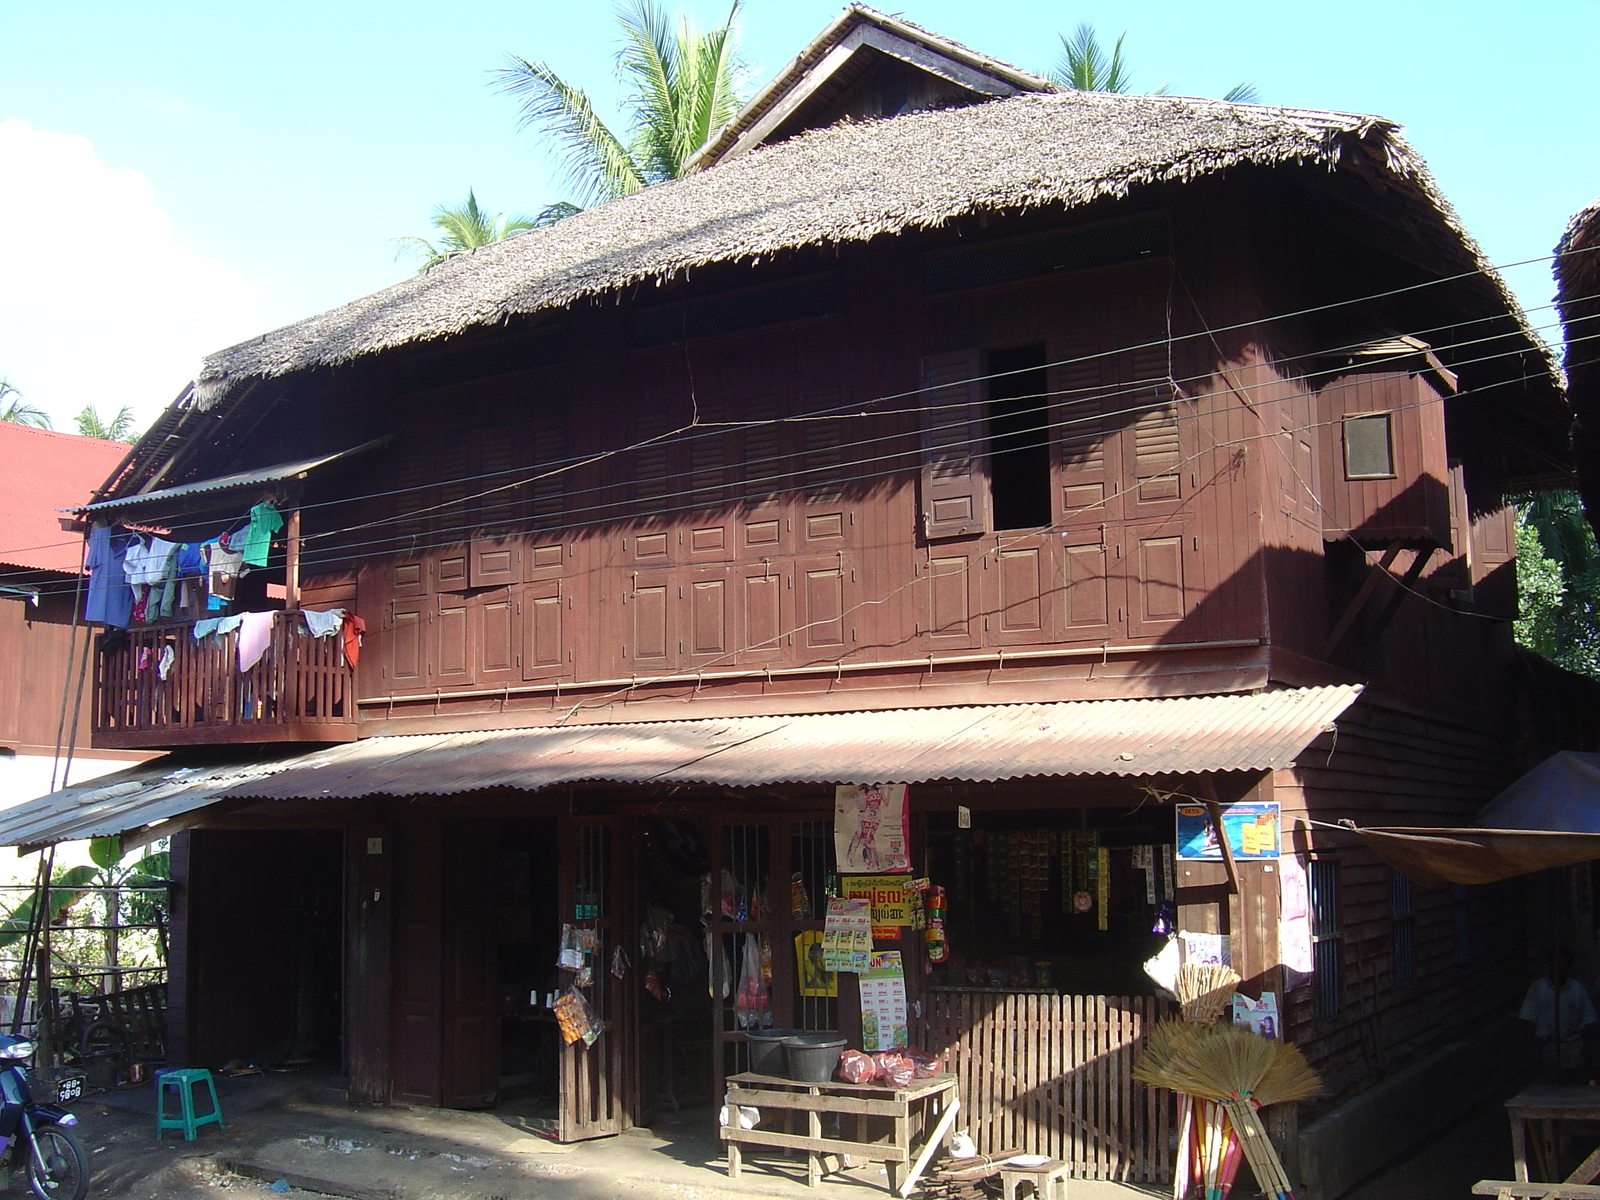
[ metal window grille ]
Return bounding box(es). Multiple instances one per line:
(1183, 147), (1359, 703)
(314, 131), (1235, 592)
(1309, 858), (1341, 1021)
(1451, 883), (1470, 965)
(1390, 870), (1414, 988)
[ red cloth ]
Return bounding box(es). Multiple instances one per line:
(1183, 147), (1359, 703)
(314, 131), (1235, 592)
(342, 613), (366, 668)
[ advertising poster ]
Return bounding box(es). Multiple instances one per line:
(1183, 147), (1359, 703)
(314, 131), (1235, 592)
(840, 875), (912, 940)
(794, 931), (837, 998)
(859, 951), (910, 1052)
(834, 784), (911, 873)
(1175, 800), (1281, 861)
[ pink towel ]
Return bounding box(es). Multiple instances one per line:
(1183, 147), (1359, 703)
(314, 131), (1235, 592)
(237, 611), (275, 672)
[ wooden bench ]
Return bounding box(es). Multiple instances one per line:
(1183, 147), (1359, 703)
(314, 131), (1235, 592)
(1474, 1182), (1600, 1198)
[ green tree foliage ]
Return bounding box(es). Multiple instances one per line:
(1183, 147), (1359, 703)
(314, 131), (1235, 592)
(1515, 491), (1600, 677)
(1051, 22), (1258, 103)
(494, 0), (745, 213)
(73, 404), (138, 442)
(394, 189), (540, 272)
(0, 379), (52, 429)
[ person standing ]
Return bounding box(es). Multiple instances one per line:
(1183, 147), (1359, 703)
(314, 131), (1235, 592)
(1520, 949), (1599, 1083)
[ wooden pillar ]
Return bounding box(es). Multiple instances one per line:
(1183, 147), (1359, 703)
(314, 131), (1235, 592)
(345, 822), (393, 1104)
(284, 505), (302, 611)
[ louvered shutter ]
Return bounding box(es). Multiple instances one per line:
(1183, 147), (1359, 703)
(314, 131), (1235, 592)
(918, 350), (990, 540)
(1050, 333), (1119, 526)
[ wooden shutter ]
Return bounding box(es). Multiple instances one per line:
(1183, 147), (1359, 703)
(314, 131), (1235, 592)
(918, 350), (990, 540)
(1124, 336), (1183, 514)
(1050, 334), (1119, 526)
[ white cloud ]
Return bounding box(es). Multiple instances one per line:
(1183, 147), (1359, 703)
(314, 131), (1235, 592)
(0, 120), (261, 430)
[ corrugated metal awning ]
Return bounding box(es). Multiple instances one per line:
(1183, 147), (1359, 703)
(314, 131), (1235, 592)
(0, 751), (324, 851)
(0, 687), (1360, 848)
(76, 437), (388, 515)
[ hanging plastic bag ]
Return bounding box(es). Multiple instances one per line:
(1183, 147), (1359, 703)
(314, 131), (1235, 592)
(553, 988), (601, 1047)
(734, 933), (771, 1030)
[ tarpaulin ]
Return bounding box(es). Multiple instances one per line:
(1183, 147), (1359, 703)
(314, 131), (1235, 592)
(1352, 752), (1600, 885)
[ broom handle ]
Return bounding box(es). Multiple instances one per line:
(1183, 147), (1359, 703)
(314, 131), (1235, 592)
(1228, 1100), (1296, 1199)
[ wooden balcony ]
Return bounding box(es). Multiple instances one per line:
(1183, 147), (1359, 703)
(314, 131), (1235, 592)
(93, 615), (359, 749)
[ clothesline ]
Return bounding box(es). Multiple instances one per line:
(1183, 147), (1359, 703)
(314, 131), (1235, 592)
(122, 605), (366, 675)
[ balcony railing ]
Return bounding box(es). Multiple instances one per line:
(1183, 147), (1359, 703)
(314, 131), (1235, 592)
(93, 614), (359, 749)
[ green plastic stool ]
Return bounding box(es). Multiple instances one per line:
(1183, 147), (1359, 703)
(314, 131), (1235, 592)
(155, 1068), (224, 1141)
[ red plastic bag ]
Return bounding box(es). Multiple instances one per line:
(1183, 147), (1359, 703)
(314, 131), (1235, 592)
(904, 1049), (940, 1079)
(872, 1051), (914, 1088)
(838, 1049), (876, 1084)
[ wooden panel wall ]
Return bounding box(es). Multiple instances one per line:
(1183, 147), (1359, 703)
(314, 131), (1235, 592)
(1277, 700), (1523, 1107)
(347, 245), (1278, 719)
(920, 991), (1171, 1183)
(0, 590), (92, 753)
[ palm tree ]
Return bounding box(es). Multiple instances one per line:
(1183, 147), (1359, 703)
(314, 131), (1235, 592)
(1052, 22), (1259, 103)
(0, 379), (51, 429)
(74, 404), (138, 442)
(494, 0), (744, 213)
(394, 189), (540, 272)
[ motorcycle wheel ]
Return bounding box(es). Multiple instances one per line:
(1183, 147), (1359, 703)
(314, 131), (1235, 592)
(23, 1125), (88, 1200)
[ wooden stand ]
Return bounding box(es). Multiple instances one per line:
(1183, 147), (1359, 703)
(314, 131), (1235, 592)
(999, 1158), (1070, 1199)
(721, 1071), (959, 1194)
(1506, 1087), (1600, 1186)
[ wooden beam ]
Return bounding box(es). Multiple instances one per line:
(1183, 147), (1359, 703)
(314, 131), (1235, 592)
(1355, 545), (1436, 671)
(1199, 778), (1239, 896)
(284, 504), (302, 611)
(1321, 543), (1403, 660)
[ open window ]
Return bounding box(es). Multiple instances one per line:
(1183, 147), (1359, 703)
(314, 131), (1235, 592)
(987, 345), (1053, 531)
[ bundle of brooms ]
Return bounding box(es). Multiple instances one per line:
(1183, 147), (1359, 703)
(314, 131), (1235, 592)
(1134, 1020), (1320, 1200)
(1175, 962), (1240, 1024)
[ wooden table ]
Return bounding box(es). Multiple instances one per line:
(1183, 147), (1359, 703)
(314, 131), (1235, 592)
(721, 1070), (960, 1194)
(1507, 1087), (1600, 1184)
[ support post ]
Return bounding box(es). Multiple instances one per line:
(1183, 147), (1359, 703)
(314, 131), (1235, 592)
(284, 505), (302, 612)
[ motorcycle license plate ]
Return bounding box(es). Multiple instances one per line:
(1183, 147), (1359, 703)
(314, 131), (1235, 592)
(56, 1077), (82, 1102)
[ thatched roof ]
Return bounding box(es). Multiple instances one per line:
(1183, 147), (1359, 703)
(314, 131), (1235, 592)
(1556, 201), (1600, 532)
(195, 87), (1544, 410)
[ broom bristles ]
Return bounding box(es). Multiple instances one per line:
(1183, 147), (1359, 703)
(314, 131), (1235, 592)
(1136, 1022), (1323, 1107)
(1175, 962), (1241, 1024)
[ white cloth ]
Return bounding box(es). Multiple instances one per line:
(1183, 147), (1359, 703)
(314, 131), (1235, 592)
(1520, 977), (1599, 1043)
(156, 644), (175, 681)
(124, 537), (177, 586)
(302, 608), (345, 637)
(236, 611), (275, 672)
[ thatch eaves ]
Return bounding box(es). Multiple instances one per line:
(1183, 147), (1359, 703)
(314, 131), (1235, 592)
(1556, 200), (1600, 532)
(195, 87), (1547, 414)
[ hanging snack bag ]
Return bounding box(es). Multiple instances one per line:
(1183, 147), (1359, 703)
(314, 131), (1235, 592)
(553, 988), (601, 1046)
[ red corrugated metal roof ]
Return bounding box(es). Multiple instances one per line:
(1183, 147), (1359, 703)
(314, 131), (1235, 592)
(0, 423), (128, 574)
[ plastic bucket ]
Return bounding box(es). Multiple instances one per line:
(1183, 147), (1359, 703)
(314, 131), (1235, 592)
(783, 1033), (847, 1083)
(746, 1029), (805, 1077)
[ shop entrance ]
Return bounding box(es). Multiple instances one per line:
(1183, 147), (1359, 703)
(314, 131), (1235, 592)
(918, 802), (1177, 1184)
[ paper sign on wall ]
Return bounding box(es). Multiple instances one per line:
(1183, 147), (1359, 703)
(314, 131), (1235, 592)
(794, 931), (838, 998)
(1175, 801), (1281, 861)
(835, 784), (911, 873)
(859, 951), (910, 1052)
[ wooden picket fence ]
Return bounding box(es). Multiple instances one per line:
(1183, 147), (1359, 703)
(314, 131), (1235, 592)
(920, 991), (1172, 1184)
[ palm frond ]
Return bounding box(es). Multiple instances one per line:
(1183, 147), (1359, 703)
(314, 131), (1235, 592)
(1054, 23), (1134, 93)
(495, 55), (643, 205)
(1223, 82), (1261, 103)
(535, 201), (584, 226)
(0, 393), (52, 429)
(395, 190), (541, 273)
(682, 1), (744, 166)
(616, 0), (684, 184)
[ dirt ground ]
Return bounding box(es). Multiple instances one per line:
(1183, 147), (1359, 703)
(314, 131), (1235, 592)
(40, 1068), (1524, 1200)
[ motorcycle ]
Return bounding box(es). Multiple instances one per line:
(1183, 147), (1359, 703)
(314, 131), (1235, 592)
(0, 1032), (87, 1200)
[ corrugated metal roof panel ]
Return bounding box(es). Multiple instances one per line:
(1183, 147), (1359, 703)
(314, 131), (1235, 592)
(78, 438), (388, 515)
(0, 751), (317, 849)
(223, 686), (1362, 799)
(0, 687), (1362, 846)
(0, 423), (129, 573)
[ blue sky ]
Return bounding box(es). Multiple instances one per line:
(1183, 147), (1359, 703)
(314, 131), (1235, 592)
(1, 0), (1596, 427)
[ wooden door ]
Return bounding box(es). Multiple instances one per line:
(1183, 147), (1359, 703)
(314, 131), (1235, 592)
(558, 816), (635, 1141)
(441, 821), (498, 1108)
(391, 819), (444, 1106)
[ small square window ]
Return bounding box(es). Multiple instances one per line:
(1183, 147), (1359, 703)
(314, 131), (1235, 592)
(1344, 413), (1395, 479)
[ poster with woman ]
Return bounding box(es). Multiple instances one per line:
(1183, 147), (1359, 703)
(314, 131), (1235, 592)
(834, 783), (910, 873)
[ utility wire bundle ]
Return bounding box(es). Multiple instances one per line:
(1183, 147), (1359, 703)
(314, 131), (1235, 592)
(1134, 1019), (1319, 1200)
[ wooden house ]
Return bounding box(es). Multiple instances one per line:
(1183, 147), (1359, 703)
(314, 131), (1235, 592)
(1, 8), (1585, 1196)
